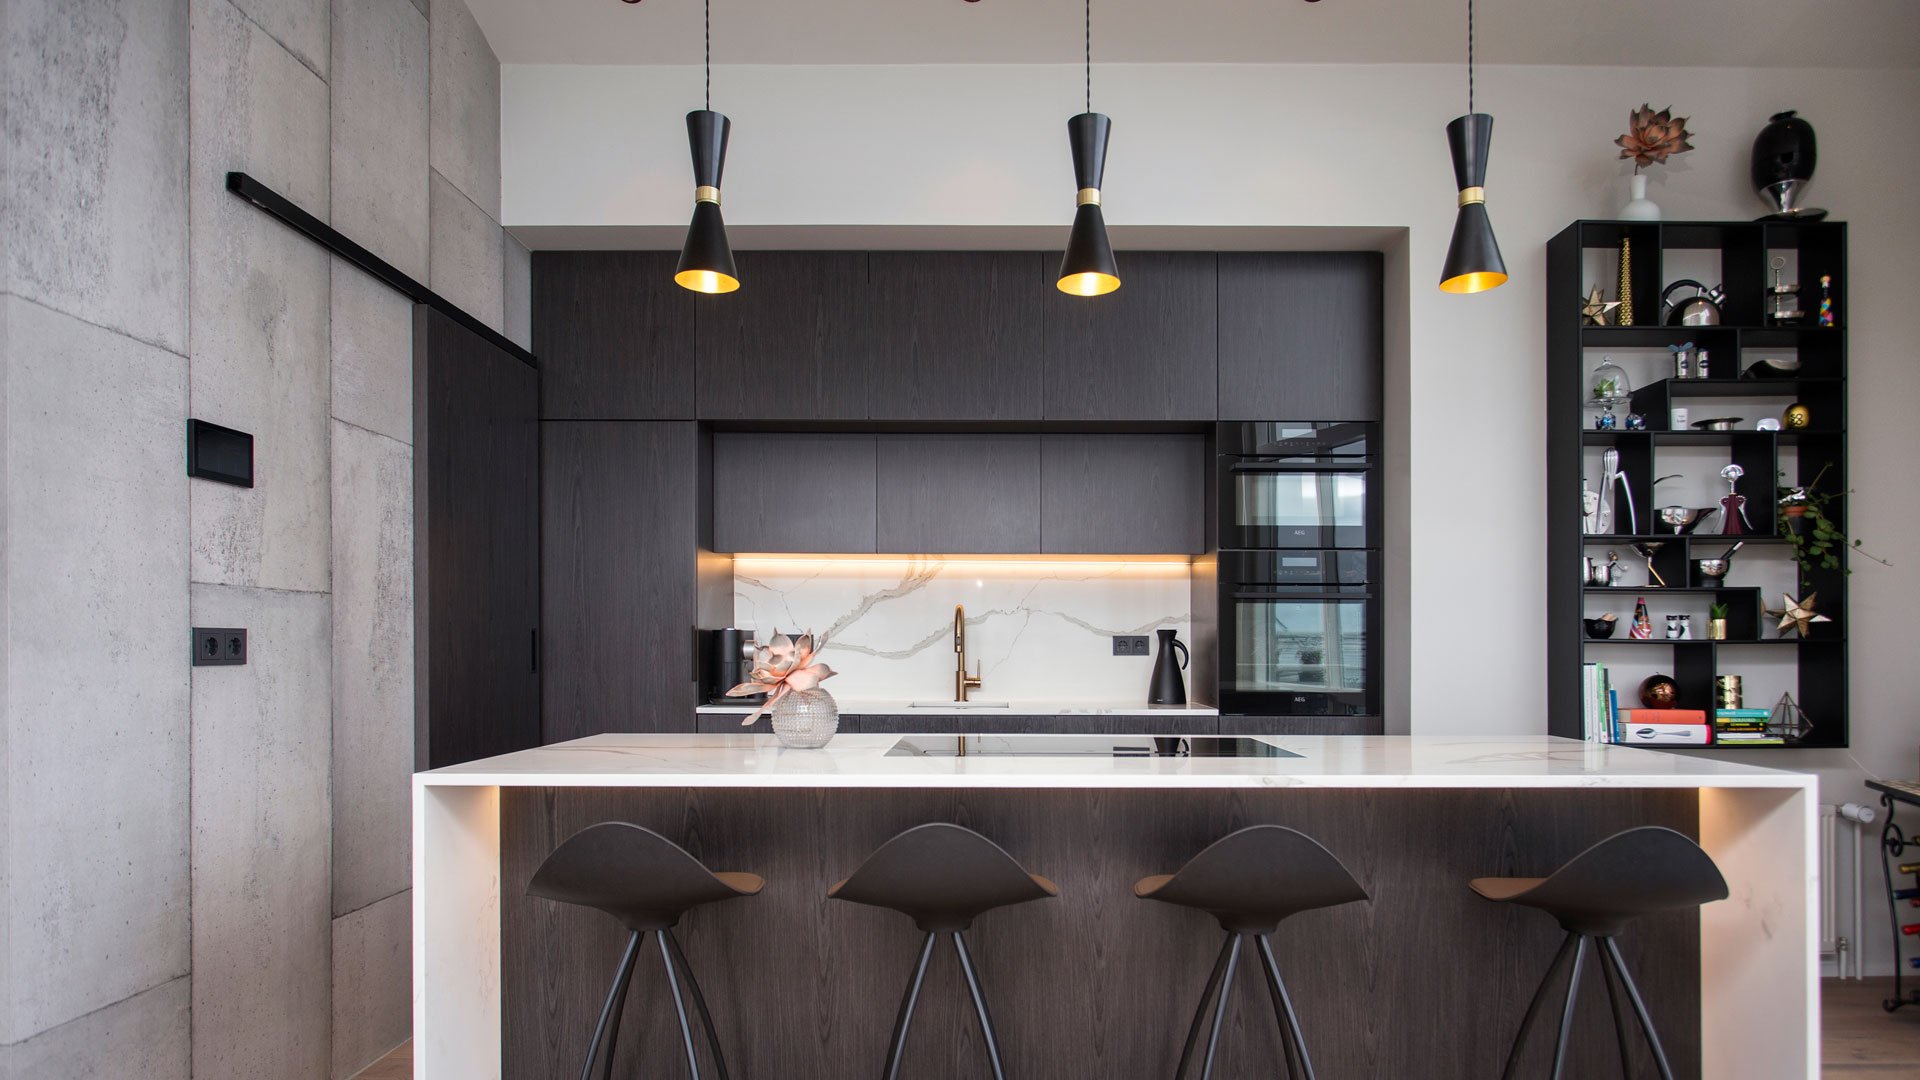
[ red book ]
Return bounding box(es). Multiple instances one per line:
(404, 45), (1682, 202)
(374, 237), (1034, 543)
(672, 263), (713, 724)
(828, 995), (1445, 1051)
(1618, 709), (1708, 724)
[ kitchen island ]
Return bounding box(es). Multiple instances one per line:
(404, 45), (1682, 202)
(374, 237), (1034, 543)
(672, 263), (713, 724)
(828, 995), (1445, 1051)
(414, 734), (1816, 1079)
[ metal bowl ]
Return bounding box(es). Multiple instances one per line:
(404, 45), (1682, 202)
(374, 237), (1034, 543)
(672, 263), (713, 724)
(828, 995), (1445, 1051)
(1691, 417), (1745, 431)
(1583, 616), (1619, 640)
(1657, 505), (1716, 534)
(1695, 558), (1732, 580)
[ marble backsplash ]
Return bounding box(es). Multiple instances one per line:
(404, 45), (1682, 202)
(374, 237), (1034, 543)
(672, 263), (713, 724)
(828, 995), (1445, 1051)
(729, 556), (1194, 704)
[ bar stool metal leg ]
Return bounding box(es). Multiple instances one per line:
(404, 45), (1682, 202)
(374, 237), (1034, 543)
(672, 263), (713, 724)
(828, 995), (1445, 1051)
(658, 931), (703, 1079)
(664, 929), (732, 1080)
(1547, 935), (1589, 1080)
(598, 933), (643, 1080)
(1596, 936), (1637, 1077)
(1255, 934), (1313, 1080)
(883, 932), (938, 1080)
(582, 931), (645, 1080)
(1197, 933), (1244, 1080)
(1501, 931), (1579, 1080)
(951, 931), (1008, 1080)
(1600, 937), (1675, 1080)
(1174, 933), (1235, 1078)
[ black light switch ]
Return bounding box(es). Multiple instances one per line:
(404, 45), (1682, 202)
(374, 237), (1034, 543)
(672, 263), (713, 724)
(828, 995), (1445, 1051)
(188, 419), (254, 487)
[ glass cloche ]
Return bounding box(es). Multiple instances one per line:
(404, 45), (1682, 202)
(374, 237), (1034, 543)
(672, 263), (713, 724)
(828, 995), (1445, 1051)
(1588, 356), (1633, 405)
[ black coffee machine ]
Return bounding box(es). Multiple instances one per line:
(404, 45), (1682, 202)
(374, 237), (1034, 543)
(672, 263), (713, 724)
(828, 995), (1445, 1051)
(703, 628), (766, 706)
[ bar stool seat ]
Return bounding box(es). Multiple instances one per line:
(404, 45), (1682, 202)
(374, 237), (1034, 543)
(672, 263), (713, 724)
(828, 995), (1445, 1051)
(831, 823), (1057, 1079)
(1470, 825), (1728, 1079)
(528, 822), (762, 1080)
(1137, 825), (1368, 1080)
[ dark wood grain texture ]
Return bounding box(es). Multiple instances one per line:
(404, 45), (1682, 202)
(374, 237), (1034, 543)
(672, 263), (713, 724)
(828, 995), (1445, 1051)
(501, 787), (1700, 1080)
(1041, 252), (1219, 421)
(1039, 433), (1204, 554)
(863, 252), (1045, 421)
(532, 251), (697, 419)
(1217, 252), (1383, 422)
(876, 434), (1041, 553)
(711, 433), (878, 553)
(540, 422), (700, 741)
(412, 305), (540, 769)
(1217, 714), (1383, 736)
(695, 251), (869, 420)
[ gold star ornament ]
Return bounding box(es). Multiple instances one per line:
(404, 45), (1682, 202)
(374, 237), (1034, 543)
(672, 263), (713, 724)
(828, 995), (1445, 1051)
(1581, 286), (1623, 326)
(1768, 592), (1832, 638)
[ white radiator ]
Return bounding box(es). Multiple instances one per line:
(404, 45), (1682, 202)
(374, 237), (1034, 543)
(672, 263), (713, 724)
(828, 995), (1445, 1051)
(1823, 801), (1877, 980)
(1820, 804), (1839, 960)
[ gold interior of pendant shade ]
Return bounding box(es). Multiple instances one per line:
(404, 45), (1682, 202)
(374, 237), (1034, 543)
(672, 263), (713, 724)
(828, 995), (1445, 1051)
(674, 268), (741, 294)
(1439, 269), (1509, 294)
(1057, 270), (1122, 297)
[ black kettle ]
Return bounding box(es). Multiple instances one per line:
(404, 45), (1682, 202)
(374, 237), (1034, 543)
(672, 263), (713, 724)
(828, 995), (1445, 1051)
(1148, 629), (1190, 705)
(1662, 280), (1726, 327)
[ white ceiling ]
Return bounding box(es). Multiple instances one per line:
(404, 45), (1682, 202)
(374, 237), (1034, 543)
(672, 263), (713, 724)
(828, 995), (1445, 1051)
(468, 0), (1920, 69)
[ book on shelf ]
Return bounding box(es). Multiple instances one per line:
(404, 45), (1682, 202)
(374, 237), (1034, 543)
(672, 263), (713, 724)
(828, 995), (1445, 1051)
(1582, 662), (1621, 744)
(1715, 708), (1774, 720)
(1618, 709), (1708, 724)
(1714, 721), (1770, 733)
(1715, 735), (1786, 745)
(1620, 722), (1712, 745)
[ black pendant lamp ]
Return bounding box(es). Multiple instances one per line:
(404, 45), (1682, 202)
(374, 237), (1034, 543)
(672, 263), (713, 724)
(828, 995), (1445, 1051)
(1439, 0), (1506, 294)
(675, 0), (739, 294)
(1058, 0), (1120, 296)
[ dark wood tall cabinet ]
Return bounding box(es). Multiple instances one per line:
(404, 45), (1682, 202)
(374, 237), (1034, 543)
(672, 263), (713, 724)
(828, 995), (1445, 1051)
(532, 251), (696, 419)
(414, 306), (541, 768)
(1040, 252), (1219, 421)
(1218, 252), (1383, 421)
(540, 422), (702, 741)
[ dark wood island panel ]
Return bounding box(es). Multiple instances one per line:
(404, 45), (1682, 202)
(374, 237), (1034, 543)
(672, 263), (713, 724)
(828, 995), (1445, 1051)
(501, 787), (1700, 1079)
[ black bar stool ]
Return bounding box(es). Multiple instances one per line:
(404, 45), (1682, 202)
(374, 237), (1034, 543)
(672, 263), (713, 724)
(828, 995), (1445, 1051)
(1135, 825), (1368, 1080)
(829, 823), (1058, 1079)
(1469, 825), (1729, 1080)
(527, 822), (764, 1080)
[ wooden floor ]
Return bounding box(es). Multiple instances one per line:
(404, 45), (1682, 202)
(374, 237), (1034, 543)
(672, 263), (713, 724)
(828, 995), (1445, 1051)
(356, 978), (1920, 1078)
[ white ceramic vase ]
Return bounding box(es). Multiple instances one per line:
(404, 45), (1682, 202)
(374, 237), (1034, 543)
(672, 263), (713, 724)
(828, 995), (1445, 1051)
(1619, 173), (1661, 221)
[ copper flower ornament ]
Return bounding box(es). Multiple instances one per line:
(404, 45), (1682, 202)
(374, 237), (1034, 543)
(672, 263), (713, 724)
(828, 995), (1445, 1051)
(727, 629), (837, 725)
(1616, 104), (1695, 170)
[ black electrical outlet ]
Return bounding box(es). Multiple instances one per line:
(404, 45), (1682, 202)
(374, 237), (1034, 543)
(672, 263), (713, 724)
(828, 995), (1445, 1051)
(192, 627), (248, 666)
(1112, 635), (1150, 656)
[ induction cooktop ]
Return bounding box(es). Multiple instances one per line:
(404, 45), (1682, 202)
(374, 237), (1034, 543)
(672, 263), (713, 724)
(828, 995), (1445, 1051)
(885, 735), (1303, 759)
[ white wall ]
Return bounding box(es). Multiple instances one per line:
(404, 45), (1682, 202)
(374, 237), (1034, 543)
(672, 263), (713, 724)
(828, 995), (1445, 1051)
(504, 59), (1920, 969)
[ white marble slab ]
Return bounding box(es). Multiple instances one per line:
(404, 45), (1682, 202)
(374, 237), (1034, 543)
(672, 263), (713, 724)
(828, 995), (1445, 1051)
(418, 733), (1812, 791)
(694, 699), (1218, 717)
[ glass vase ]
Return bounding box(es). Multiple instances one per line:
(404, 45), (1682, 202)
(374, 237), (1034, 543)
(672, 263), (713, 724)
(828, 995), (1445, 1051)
(770, 689), (839, 749)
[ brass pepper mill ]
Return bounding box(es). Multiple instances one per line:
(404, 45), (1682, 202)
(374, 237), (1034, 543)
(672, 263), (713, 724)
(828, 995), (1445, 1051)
(1617, 237), (1635, 326)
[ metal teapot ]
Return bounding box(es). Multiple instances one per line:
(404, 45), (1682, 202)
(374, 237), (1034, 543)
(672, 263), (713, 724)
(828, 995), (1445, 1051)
(1662, 280), (1726, 327)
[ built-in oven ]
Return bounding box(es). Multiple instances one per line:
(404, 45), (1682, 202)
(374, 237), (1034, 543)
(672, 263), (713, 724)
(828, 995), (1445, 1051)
(1216, 550), (1378, 716)
(1218, 422), (1377, 550)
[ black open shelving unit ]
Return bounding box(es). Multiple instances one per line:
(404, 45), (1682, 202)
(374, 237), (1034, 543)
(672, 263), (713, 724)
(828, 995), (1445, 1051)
(1546, 219), (1849, 748)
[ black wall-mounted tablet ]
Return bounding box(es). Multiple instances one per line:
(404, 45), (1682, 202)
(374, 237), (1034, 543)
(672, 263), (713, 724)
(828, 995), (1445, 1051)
(187, 419), (253, 487)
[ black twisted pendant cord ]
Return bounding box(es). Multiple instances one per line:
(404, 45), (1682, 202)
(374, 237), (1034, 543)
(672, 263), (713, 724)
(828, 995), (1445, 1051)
(705, 0), (711, 111)
(1085, 0), (1091, 114)
(1466, 0), (1474, 116)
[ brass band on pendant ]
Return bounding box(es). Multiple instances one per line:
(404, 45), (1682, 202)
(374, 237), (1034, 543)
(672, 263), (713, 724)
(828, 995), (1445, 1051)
(1456, 186), (1485, 207)
(1076, 187), (1101, 207)
(695, 185), (721, 205)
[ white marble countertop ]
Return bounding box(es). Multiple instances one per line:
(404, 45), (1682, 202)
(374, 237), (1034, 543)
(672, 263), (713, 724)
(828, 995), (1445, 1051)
(416, 733), (1812, 790)
(693, 698), (1219, 716)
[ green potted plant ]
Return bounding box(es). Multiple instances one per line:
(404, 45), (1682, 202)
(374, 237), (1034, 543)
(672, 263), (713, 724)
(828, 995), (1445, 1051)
(1777, 464), (1891, 576)
(1706, 602), (1729, 641)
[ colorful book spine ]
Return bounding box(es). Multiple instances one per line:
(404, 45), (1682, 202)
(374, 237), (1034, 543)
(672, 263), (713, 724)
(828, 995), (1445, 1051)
(1608, 689), (1621, 745)
(1715, 708), (1773, 719)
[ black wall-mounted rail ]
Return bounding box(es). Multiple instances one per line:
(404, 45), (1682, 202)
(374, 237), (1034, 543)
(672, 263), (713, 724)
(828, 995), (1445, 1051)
(225, 171), (538, 369)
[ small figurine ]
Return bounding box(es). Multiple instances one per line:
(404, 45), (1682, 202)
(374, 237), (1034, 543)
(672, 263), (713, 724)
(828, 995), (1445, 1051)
(1783, 402), (1812, 429)
(1630, 597), (1654, 640)
(1768, 592), (1832, 638)
(1624, 412), (1647, 431)
(1595, 407), (1618, 431)
(1819, 275), (1835, 327)
(1669, 342), (1693, 379)
(1581, 285), (1623, 326)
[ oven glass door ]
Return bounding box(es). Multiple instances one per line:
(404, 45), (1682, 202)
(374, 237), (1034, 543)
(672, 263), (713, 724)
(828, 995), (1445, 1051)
(1225, 593), (1370, 712)
(1224, 464), (1370, 548)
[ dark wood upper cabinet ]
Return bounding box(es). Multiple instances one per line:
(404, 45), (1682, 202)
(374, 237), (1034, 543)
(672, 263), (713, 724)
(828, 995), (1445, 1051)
(532, 251), (697, 419)
(1040, 252), (1218, 421)
(876, 434), (1041, 553)
(712, 433), (878, 553)
(1040, 434), (1203, 554)
(695, 251), (869, 420)
(863, 253), (1045, 421)
(541, 421), (700, 740)
(1218, 252), (1383, 421)
(414, 306), (541, 768)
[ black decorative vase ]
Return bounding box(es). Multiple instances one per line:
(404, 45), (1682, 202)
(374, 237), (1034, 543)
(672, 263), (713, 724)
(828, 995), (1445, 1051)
(1147, 628), (1189, 706)
(1750, 110), (1827, 221)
